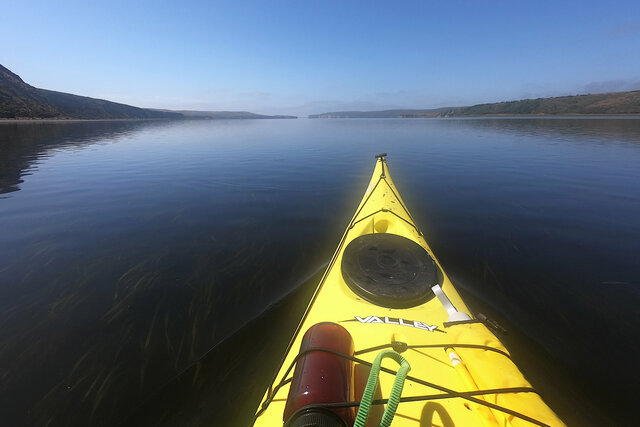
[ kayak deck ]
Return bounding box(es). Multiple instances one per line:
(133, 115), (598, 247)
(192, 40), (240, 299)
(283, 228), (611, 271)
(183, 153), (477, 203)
(253, 155), (563, 426)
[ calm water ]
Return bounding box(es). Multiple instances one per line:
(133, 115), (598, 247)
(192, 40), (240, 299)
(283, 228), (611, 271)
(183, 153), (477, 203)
(1, 118), (639, 426)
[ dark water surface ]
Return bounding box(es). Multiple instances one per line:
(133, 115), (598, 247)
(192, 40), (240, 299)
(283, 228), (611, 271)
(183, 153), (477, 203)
(1, 118), (639, 426)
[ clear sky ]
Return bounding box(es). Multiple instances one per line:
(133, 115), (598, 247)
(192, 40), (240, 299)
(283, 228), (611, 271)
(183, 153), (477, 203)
(2, 1), (640, 116)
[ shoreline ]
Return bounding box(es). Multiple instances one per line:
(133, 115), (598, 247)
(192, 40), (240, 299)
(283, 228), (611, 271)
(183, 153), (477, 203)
(309, 114), (640, 119)
(0, 118), (176, 123)
(2, 114), (639, 123)
(0, 117), (297, 123)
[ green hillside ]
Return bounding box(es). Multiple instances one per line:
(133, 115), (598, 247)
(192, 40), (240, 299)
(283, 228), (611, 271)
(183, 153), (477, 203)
(310, 91), (640, 118)
(0, 64), (180, 120)
(444, 91), (640, 116)
(0, 65), (297, 120)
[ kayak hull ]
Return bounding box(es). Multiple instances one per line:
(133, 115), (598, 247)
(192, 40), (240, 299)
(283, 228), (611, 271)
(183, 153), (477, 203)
(253, 156), (563, 426)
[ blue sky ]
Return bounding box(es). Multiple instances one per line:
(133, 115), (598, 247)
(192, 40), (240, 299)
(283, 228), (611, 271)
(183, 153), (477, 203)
(2, 1), (640, 115)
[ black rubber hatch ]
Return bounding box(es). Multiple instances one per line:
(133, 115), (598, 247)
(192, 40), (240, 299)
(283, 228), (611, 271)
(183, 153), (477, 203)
(341, 233), (437, 308)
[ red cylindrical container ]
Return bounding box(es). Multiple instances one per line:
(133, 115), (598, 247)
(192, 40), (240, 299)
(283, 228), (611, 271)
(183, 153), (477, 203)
(283, 322), (355, 426)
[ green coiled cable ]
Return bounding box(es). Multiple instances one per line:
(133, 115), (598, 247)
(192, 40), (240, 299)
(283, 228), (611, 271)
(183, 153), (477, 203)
(354, 350), (411, 427)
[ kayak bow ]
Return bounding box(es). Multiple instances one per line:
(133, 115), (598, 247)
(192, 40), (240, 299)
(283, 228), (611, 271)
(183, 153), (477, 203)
(253, 154), (563, 427)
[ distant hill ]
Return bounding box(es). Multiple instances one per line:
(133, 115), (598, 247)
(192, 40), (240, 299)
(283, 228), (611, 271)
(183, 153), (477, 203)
(0, 64), (180, 120)
(0, 64), (296, 120)
(309, 108), (452, 118)
(444, 91), (640, 117)
(309, 91), (640, 118)
(155, 109), (296, 119)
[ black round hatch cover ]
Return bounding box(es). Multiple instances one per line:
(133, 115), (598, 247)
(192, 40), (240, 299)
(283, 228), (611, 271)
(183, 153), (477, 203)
(341, 233), (437, 308)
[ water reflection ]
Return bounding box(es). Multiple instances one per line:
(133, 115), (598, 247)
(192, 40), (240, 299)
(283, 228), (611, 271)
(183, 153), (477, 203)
(0, 119), (338, 426)
(0, 120), (169, 195)
(443, 116), (640, 145)
(0, 118), (638, 426)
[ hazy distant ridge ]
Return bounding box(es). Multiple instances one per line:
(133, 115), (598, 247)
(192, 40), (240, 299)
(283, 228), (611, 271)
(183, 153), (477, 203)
(310, 91), (640, 118)
(0, 64), (296, 120)
(154, 110), (296, 119)
(308, 108), (453, 118)
(0, 64), (180, 120)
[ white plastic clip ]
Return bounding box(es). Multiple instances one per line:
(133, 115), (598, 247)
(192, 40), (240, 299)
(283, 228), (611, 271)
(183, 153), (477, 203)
(431, 284), (472, 322)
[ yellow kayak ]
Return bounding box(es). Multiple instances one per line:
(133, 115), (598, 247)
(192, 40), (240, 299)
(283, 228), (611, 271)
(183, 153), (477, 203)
(253, 154), (563, 427)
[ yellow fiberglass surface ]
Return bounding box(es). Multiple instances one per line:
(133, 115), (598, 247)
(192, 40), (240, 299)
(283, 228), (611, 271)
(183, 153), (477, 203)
(253, 155), (563, 427)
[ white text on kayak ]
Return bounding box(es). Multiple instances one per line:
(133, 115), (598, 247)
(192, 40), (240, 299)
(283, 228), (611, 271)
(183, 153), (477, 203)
(354, 316), (438, 332)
